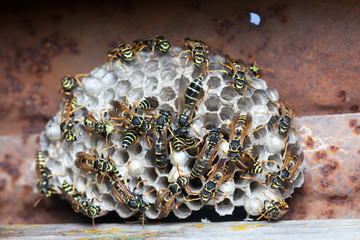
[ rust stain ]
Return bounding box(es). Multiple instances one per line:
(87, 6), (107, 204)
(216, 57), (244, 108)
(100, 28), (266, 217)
(314, 150), (327, 161)
(357, 148), (360, 155)
(0, 179), (6, 191)
(305, 136), (315, 149)
(349, 175), (358, 183)
(337, 90), (346, 102)
(22, 185), (34, 196)
(0, 154), (22, 181)
(321, 160), (339, 176)
(328, 196), (348, 206)
(213, 18), (234, 36)
(329, 145), (339, 154)
(349, 119), (357, 128)
(320, 178), (331, 188)
(350, 104), (359, 112)
(353, 125), (360, 135)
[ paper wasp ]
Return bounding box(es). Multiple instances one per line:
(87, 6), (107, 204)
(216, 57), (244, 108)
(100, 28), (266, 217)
(177, 38), (209, 75)
(269, 145), (304, 195)
(271, 100), (297, 138)
(190, 128), (223, 180)
(82, 110), (117, 147)
(61, 180), (101, 230)
(197, 158), (235, 203)
(135, 96), (159, 111)
(75, 145), (117, 190)
(171, 135), (200, 156)
(59, 93), (86, 144)
(247, 52), (273, 78)
(227, 112), (252, 169)
(216, 55), (255, 99)
(257, 191), (289, 221)
(109, 164), (151, 227)
(134, 36), (174, 60)
(155, 164), (190, 219)
(122, 127), (142, 149)
(174, 77), (209, 139)
(109, 100), (152, 133)
(106, 44), (143, 72)
(34, 151), (59, 207)
(151, 110), (172, 171)
(59, 74), (87, 98)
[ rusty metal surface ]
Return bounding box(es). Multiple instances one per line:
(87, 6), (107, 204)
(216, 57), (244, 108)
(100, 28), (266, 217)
(0, 0), (359, 224)
(285, 113), (360, 220)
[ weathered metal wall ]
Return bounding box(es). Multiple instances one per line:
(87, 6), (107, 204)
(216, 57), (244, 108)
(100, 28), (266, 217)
(0, 0), (359, 224)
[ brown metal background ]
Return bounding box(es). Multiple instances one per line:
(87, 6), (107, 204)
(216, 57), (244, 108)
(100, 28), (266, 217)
(0, 0), (359, 224)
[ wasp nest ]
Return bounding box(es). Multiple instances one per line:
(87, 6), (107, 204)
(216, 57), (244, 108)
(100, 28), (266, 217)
(39, 40), (304, 222)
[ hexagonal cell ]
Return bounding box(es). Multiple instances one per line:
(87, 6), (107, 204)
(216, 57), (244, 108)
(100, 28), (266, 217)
(129, 142), (143, 155)
(219, 106), (234, 121)
(237, 98), (254, 113)
(252, 90), (269, 106)
(184, 198), (203, 211)
(207, 76), (222, 89)
(204, 95), (221, 112)
(251, 125), (267, 140)
(173, 201), (192, 219)
(234, 171), (250, 186)
(265, 86), (279, 101)
(220, 86), (237, 101)
(215, 198), (234, 216)
(188, 178), (204, 193)
(115, 203), (134, 219)
(115, 80), (131, 97)
(203, 113), (221, 128)
(113, 150), (129, 165)
(144, 77), (158, 92)
(142, 167), (158, 184)
(102, 88), (116, 103)
(233, 188), (246, 205)
(159, 87), (176, 102)
(161, 68), (177, 82)
(128, 88), (144, 102)
(144, 60), (159, 74)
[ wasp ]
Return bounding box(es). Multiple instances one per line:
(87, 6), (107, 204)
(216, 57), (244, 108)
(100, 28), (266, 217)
(227, 112), (252, 169)
(134, 36), (173, 60)
(155, 164), (190, 219)
(61, 180), (101, 230)
(109, 164), (151, 227)
(257, 191), (289, 221)
(110, 100), (152, 133)
(177, 38), (209, 75)
(269, 145), (304, 195)
(75, 146), (117, 190)
(216, 55), (255, 99)
(34, 151), (58, 207)
(82, 110), (116, 147)
(171, 135), (200, 156)
(106, 44), (143, 72)
(190, 128), (223, 180)
(271, 100), (297, 139)
(199, 158), (235, 203)
(247, 52), (274, 78)
(122, 127), (142, 149)
(234, 152), (272, 184)
(59, 93), (86, 144)
(135, 96), (159, 112)
(151, 110), (172, 171)
(59, 74), (87, 98)
(175, 77), (209, 138)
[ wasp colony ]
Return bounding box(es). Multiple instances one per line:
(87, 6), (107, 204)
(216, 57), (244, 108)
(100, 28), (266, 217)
(37, 36), (304, 228)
